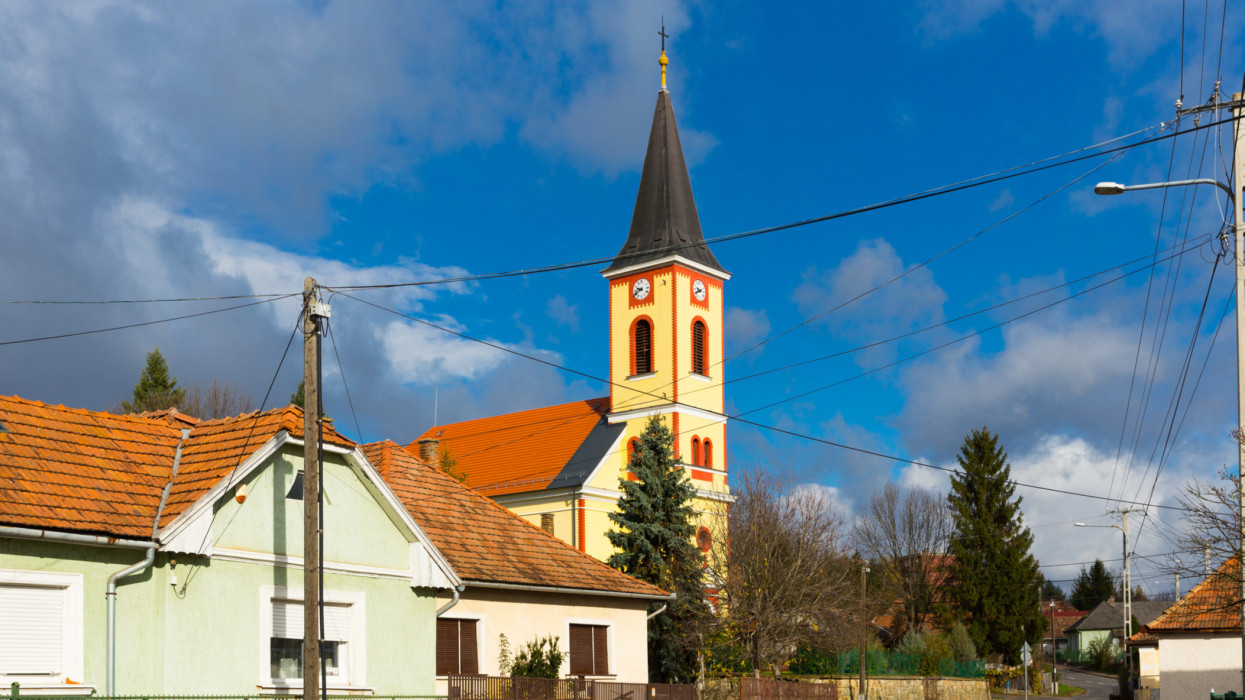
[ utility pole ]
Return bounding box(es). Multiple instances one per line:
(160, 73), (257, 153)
(859, 560), (869, 700)
(302, 277), (330, 700)
(1233, 89), (1245, 700)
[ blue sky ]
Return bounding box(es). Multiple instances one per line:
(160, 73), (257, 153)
(1, 1), (1242, 594)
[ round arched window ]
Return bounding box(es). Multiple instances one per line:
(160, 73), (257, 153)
(697, 526), (712, 553)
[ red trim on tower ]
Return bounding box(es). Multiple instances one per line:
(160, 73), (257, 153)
(692, 469), (713, 482)
(577, 498), (586, 552)
(690, 276), (710, 310)
(672, 270), (679, 402)
(609, 282), (616, 411)
(672, 413), (680, 461)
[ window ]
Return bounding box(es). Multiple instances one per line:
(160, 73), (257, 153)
(436, 618), (479, 676)
(0, 569), (84, 691)
(691, 321), (707, 375)
(633, 319), (652, 374)
(703, 440), (713, 470)
(261, 586), (364, 690)
(697, 527), (712, 553)
(690, 437), (701, 466)
(568, 624), (609, 676)
(627, 438), (640, 464)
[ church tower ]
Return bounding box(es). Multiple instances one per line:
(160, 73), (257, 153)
(601, 44), (730, 538)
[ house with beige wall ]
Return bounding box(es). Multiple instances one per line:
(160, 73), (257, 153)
(1147, 556), (1242, 700)
(364, 441), (670, 689)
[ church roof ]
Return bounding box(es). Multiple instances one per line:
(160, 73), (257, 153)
(409, 397), (623, 497)
(602, 89), (726, 277)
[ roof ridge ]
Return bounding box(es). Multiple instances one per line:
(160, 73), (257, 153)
(417, 396), (609, 435)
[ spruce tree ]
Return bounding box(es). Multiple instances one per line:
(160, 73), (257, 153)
(607, 416), (709, 683)
(121, 348), (186, 414)
(1070, 559), (1115, 610)
(947, 427), (1044, 662)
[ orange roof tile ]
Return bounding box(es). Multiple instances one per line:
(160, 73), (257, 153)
(410, 398), (617, 496)
(1148, 555), (1239, 633)
(365, 440), (667, 598)
(0, 396), (353, 538)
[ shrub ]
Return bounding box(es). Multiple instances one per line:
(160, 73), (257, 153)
(948, 623), (977, 662)
(787, 644), (837, 675)
(510, 635), (565, 678)
(1085, 636), (1117, 671)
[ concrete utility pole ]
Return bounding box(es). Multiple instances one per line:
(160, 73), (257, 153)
(302, 277), (330, 700)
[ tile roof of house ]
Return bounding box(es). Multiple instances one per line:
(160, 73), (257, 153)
(364, 440), (667, 599)
(1065, 599), (1172, 633)
(410, 397), (623, 497)
(1147, 556), (1239, 633)
(0, 396), (351, 539)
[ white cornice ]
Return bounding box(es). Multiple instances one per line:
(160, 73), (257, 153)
(601, 255), (731, 282)
(607, 403), (727, 425)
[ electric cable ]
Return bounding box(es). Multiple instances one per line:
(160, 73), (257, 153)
(0, 292), (291, 305)
(326, 318), (365, 445)
(0, 295), (298, 347)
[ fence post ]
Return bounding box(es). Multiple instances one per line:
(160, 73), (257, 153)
(9, 682), (17, 700)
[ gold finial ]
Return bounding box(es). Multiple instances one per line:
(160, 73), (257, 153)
(658, 20), (669, 90)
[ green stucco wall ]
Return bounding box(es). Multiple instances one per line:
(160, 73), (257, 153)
(0, 445), (439, 695)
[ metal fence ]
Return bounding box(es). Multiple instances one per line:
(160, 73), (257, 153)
(447, 676), (693, 700)
(740, 678), (836, 700)
(833, 650), (919, 677)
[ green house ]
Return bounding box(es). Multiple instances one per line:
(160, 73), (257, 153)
(0, 397), (459, 697)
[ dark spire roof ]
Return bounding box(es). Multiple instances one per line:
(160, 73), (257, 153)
(603, 90), (726, 276)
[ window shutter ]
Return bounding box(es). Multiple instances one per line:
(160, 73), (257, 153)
(436, 619), (458, 676)
(592, 626), (609, 676)
(273, 600), (349, 641)
(691, 438), (701, 466)
(459, 620), (478, 674)
(634, 321), (652, 374)
(704, 440), (713, 470)
(692, 322), (706, 375)
(568, 624), (593, 675)
(271, 599), (302, 639)
(323, 604), (350, 642)
(0, 584), (63, 675)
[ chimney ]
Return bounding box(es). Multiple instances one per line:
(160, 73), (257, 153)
(417, 438), (440, 463)
(541, 513), (555, 536)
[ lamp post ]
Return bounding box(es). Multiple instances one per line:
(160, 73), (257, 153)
(1050, 600), (1057, 689)
(1093, 94), (1245, 693)
(1075, 517), (1133, 676)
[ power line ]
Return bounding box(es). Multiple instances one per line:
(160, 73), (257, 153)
(0, 292), (291, 305)
(0, 295), (298, 347)
(323, 116), (1240, 295)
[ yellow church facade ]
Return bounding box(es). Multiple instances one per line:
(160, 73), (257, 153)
(409, 58), (732, 564)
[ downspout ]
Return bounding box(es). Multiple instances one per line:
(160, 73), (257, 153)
(106, 428), (189, 696)
(436, 585), (466, 616)
(646, 603), (669, 620)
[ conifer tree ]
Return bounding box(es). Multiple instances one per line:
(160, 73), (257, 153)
(947, 427), (1044, 662)
(121, 348), (186, 414)
(1070, 559), (1115, 611)
(608, 416), (709, 683)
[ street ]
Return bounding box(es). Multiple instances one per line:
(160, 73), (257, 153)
(1056, 665), (1118, 700)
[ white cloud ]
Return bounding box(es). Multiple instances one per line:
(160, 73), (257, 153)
(792, 238), (947, 366)
(724, 307), (771, 356)
(546, 294), (581, 333)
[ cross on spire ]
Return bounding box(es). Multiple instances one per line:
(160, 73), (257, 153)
(658, 19), (669, 90)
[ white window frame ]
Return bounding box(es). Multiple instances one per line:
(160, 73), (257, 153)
(0, 569), (90, 696)
(436, 612), (485, 678)
(565, 618), (614, 678)
(258, 585), (368, 693)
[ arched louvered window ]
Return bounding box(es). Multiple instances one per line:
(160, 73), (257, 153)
(692, 321), (707, 375)
(691, 437), (701, 466)
(633, 319), (653, 374)
(703, 439), (713, 470)
(627, 438), (640, 464)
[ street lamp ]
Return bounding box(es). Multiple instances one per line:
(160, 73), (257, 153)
(1093, 146), (1245, 692)
(1075, 519), (1132, 675)
(1050, 600), (1057, 689)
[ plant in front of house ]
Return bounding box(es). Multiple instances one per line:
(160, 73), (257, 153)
(509, 635), (565, 678)
(608, 415), (710, 683)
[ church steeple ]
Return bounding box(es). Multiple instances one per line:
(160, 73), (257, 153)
(602, 66), (726, 277)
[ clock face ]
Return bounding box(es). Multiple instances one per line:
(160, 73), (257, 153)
(632, 278), (651, 300)
(692, 279), (707, 301)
